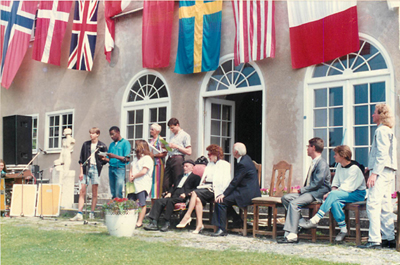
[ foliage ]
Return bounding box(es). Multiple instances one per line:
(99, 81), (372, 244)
(102, 198), (139, 215)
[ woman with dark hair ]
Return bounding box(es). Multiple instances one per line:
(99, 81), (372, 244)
(300, 145), (366, 242)
(129, 140), (154, 228)
(0, 159), (7, 175)
(176, 144), (231, 234)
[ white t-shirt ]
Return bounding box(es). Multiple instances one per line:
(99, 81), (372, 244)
(90, 143), (97, 165)
(131, 155), (154, 194)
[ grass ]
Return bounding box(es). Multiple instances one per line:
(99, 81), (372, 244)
(1, 218), (351, 265)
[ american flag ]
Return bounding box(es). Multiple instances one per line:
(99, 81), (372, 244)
(68, 0), (99, 71)
(232, 0), (275, 66)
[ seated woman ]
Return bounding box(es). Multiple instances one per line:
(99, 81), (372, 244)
(176, 144), (231, 234)
(300, 145), (366, 242)
(129, 140), (154, 228)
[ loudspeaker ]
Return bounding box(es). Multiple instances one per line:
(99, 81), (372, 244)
(3, 115), (32, 165)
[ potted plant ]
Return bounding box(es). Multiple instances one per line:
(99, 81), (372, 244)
(102, 198), (140, 237)
(260, 188), (269, 197)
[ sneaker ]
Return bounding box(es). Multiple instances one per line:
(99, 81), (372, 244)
(335, 232), (347, 242)
(89, 213), (95, 220)
(70, 213), (83, 221)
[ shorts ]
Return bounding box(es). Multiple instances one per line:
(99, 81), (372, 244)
(79, 165), (99, 187)
(128, 190), (148, 207)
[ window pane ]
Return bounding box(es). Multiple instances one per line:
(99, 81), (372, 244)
(314, 129), (327, 144)
(370, 82), (385, 103)
(211, 104), (221, 119)
(354, 84), (368, 104)
(329, 108), (343, 126)
(128, 111), (135, 124)
(314, 89), (327, 107)
(150, 108), (157, 123)
(211, 137), (220, 145)
(222, 105), (231, 121)
(50, 116), (54, 126)
(221, 138), (230, 155)
(355, 147), (368, 167)
(211, 120), (220, 136)
(329, 128), (343, 146)
(222, 121), (230, 137)
(369, 53), (387, 70)
(370, 105), (375, 124)
(127, 126), (134, 139)
(354, 126), (368, 145)
(159, 107), (167, 122)
(329, 87), (343, 106)
(49, 138), (53, 148)
(354, 106), (368, 125)
(55, 116), (59, 125)
(314, 109), (327, 127)
(135, 125), (143, 139)
(136, 110), (143, 123)
(329, 148), (335, 167)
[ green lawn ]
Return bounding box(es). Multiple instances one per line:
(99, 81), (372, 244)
(1, 218), (350, 265)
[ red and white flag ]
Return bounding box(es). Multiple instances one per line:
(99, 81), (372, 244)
(142, 0), (174, 68)
(104, 0), (133, 63)
(32, 0), (73, 66)
(1, 0), (37, 89)
(288, 1), (359, 69)
(232, 0), (275, 66)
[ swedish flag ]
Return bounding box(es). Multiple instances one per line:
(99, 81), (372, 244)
(175, 0), (222, 74)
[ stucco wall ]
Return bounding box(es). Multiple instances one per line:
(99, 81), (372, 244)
(1, 1), (399, 198)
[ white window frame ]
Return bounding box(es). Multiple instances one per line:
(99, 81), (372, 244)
(303, 33), (395, 177)
(44, 109), (75, 153)
(121, 70), (171, 145)
(30, 114), (39, 154)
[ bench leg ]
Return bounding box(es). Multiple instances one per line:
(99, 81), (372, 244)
(243, 208), (248, 236)
(253, 205), (259, 238)
(272, 206), (278, 240)
(329, 212), (335, 244)
(355, 208), (361, 246)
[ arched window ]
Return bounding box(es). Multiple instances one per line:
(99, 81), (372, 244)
(304, 35), (394, 167)
(121, 70), (170, 147)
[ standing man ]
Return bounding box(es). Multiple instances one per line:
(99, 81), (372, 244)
(211, 142), (261, 236)
(163, 118), (192, 193)
(278, 137), (331, 243)
(358, 103), (397, 249)
(144, 159), (200, 232)
(103, 126), (131, 199)
(70, 127), (107, 221)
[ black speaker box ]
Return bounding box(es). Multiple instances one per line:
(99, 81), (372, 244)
(3, 115), (32, 165)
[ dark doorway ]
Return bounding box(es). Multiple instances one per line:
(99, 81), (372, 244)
(226, 91), (262, 163)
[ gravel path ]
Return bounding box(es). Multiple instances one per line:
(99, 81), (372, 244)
(3, 217), (400, 265)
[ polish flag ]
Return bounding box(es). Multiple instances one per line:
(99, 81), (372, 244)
(32, 0), (73, 66)
(288, 1), (359, 69)
(142, 0), (174, 68)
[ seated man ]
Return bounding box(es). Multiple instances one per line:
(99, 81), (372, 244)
(144, 159), (200, 232)
(300, 145), (366, 242)
(278, 137), (331, 244)
(211, 142), (261, 236)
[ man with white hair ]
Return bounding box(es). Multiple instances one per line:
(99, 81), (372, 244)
(211, 142), (261, 236)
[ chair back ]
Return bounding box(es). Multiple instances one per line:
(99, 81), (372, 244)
(270, 160), (292, 197)
(253, 160), (262, 186)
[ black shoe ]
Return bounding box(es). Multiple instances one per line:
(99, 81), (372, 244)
(211, 229), (227, 237)
(357, 242), (381, 249)
(160, 221), (170, 232)
(381, 239), (396, 249)
(277, 237), (299, 244)
(144, 221), (159, 231)
(299, 220), (317, 229)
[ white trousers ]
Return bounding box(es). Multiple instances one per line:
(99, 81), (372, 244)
(366, 167), (395, 243)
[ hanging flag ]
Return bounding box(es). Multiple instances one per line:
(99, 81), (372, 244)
(175, 0), (222, 74)
(388, 0), (400, 49)
(287, 1), (359, 69)
(1, 0), (37, 89)
(68, 0), (99, 71)
(104, 0), (133, 63)
(232, 0), (275, 66)
(142, 0), (174, 68)
(32, 0), (73, 66)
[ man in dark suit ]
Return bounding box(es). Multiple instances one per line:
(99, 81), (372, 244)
(144, 159), (200, 232)
(277, 137), (331, 243)
(211, 142), (261, 236)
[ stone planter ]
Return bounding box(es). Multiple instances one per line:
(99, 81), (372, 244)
(261, 194), (269, 198)
(105, 210), (137, 237)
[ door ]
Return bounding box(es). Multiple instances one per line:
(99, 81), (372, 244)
(205, 98), (235, 165)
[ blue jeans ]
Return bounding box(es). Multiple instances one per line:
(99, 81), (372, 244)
(109, 167), (126, 199)
(317, 189), (366, 228)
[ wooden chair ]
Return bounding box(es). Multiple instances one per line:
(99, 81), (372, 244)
(227, 161), (262, 236)
(252, 160), (293, 239)
(328, 200), (367, 246)
(297, 201), (323, 242)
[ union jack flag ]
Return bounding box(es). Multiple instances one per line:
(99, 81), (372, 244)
(68, 0), (99, 71)
(1, 0), (37, 89)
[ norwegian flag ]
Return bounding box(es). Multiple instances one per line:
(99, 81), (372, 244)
(68, 0), (99, 71)
(232, 0), (275, 66)
(1, 0), (37, 89)
(32, 0), (73, 66)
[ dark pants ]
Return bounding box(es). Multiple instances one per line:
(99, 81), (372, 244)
(163, 156), (184, 192)
(148, 189), (186, 221)
(212, 195), (242, 231)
